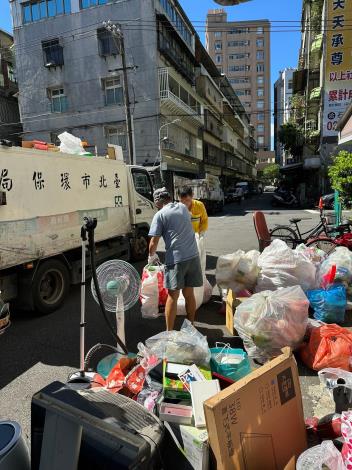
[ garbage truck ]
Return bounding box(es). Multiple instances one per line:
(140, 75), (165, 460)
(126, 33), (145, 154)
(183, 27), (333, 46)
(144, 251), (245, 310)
(0, 144), (156, 313)
(174, 174), (224, 214)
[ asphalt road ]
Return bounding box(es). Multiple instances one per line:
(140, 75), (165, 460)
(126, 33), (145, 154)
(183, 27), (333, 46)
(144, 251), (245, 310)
(0, 193), (325, 444)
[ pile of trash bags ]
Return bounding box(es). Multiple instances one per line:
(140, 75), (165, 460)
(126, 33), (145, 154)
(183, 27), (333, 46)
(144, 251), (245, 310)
(216, 240), (352, 365)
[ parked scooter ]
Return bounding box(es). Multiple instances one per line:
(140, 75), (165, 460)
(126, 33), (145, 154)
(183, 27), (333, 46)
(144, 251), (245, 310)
(271, 189), (299, 208)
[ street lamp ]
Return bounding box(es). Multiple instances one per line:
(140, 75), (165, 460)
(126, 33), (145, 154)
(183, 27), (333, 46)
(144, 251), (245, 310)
(157, 118), (181, 166)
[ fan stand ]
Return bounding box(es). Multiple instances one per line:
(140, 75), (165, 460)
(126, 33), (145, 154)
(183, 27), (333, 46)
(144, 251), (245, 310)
(67, 219), (96, 388)
(116, 294), (125, 355)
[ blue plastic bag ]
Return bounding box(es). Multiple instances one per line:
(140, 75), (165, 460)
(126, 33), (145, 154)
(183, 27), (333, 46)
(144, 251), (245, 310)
(210, 343), (251, 381)
(306, 285), (346, 324)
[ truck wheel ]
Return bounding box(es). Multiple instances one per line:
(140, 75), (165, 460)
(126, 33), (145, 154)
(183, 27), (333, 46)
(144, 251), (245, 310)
(131, 229), (149, 261)
(32, 259), (70, 314)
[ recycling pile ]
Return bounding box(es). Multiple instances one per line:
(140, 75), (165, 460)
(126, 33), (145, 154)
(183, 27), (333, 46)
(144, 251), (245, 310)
(216, 240), (352, 366)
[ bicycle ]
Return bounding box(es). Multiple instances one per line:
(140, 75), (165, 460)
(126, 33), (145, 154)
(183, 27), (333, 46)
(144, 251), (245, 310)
(270, 209), (351, 254)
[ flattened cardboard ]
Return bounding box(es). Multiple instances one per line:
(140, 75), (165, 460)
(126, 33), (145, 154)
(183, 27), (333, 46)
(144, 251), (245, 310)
(204, 348), (307, 470)
(225, 290), (242, 335)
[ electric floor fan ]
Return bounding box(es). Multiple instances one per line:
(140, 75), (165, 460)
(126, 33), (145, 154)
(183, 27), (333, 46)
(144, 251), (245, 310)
(91, 259), (141, 353)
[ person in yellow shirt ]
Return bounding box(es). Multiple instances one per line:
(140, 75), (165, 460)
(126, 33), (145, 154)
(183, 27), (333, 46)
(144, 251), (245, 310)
(178, 186), (208, 235)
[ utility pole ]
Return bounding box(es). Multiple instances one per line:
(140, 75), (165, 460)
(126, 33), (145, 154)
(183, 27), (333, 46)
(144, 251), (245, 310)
(103, 21), (134, 165)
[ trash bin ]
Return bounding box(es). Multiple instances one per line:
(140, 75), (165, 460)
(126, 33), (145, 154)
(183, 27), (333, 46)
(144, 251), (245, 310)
(0, 421), (30, 470)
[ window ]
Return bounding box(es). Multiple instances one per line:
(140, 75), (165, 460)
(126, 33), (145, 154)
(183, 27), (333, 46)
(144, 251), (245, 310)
(103, 77), (123, 106)
(257, 136), (264, 146)
(257, 76), (264, 85)
(132, 169), (153, 202)
(97, 28), (118, 56)
(235, 89), (251, 96)
(22, 0), (70, 23)
(256, 63), (265, 72)
(105, 126), (127, 150)
(257, 88), (264, 97)
(228, 65), (250, 72)
(228, 40), (250, 47)
(256, 51), (264, 60)
(214, 31), (221, 38)
(288, 79), (293, 90)
(257, 113), (264, 121)
(257, 124), (264, 133)
(256, 38), (264, 47)
(228, 27), (250, 34)
(229, 53), (250, 60)
(229, 77), (250, 84)
(42, 39), (64, 66)
(7, 63), (15, 82)
(257, 26), (264, 35)
(257, 100), (264, 109)
(49, 88), (68, 113)
(214, 41), (222, 50)
(217, 67), (222, 73)
(215, 54), (222, 64)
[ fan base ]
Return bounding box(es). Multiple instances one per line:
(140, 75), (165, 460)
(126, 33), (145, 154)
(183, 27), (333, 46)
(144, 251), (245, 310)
(67, 371), (95, 390)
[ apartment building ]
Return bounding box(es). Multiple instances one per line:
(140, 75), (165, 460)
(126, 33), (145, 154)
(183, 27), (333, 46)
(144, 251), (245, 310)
(206, 9), (271, 157)
(274, 68), (295, 166)
(0, 29), (22, 144)
(10, 0), (255, 185)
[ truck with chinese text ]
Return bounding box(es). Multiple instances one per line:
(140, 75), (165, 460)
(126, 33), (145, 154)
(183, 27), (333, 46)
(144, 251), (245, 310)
(0, 144), (156, 313)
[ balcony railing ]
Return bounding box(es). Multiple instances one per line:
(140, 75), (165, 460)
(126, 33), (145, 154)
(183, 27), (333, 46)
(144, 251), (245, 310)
(158, 68), (204, 127)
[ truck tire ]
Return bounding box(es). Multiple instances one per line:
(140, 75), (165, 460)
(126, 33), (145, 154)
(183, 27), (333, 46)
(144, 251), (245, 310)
(32, 259), (70, 314)
(131, 229), (149, 261)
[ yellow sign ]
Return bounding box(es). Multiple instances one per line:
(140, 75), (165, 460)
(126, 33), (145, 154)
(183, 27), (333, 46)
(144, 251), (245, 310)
(323, 0), (352, 136)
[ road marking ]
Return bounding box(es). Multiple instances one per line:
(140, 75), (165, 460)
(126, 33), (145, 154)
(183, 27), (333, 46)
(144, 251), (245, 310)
(305, 209), (319, 214)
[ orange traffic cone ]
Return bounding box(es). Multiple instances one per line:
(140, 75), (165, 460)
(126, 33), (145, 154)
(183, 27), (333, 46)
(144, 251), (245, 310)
(318, 197), (324, 210)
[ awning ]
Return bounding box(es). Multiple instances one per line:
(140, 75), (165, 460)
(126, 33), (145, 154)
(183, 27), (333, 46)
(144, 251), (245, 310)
(280, 162), (303, 172)
(162, 155), (199, 174)
(311, 34), (323, 54)
(204, 164), (222, 176)
(309, 87), (322, 100)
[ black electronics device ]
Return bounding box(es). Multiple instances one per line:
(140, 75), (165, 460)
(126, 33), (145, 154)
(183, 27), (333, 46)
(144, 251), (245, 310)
(31, 381), (164, 470)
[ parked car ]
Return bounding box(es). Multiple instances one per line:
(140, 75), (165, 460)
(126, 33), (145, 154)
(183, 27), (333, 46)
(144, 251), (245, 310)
(226, 187), (245, 203)
(236, 182), (250, 198)
(264, 185), (276, 192)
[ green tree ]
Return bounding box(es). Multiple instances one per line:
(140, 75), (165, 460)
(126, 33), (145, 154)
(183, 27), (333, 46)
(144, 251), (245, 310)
(263, 163), (280, 182)
(278, 122), (304, 159)
(328, 150), (352, 203)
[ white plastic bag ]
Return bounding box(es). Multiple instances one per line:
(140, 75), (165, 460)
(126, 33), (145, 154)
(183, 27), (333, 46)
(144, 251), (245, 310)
(145, 319), (211, 365)
(234, 285), (309, 362)
(296, 440), (344, 470)
(256, 239), (316, 292)
(58, 131), (87, 155)
(216, 249), (260, 294)
(317, 247), (352, 288)
(140, 265), (164, 319)
(203, 277), (213, 304)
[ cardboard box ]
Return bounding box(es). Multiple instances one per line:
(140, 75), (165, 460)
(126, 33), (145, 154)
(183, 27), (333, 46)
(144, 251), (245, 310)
(204, 348), (307, 470)
(165, 422), (209, 470)
(225, 290), (242, 335)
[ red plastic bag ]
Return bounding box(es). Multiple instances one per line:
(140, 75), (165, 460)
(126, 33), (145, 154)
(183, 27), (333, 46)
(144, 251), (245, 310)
(300, 324), (352, 371)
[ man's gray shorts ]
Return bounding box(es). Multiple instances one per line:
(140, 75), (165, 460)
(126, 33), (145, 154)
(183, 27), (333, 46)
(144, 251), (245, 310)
(164, 256), (203, 290)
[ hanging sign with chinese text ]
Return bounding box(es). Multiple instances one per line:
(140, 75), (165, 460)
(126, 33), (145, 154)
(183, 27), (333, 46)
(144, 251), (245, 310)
(323, 0), (352, 137)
